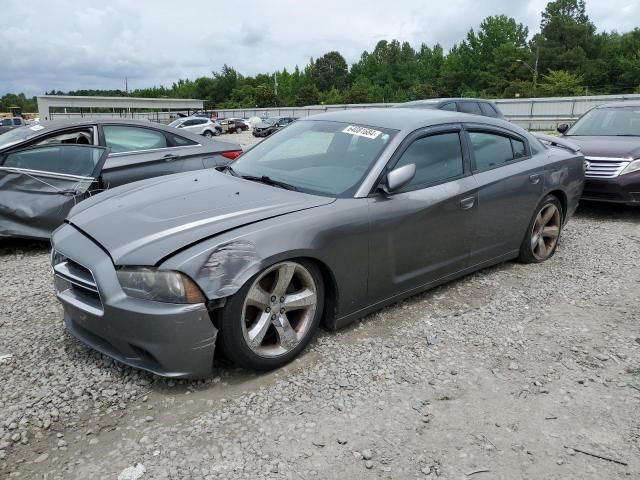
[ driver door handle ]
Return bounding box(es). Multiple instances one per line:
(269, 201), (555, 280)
(460, 196), (476, 210)
(163, 154), (177, 162)
(529, 173), (541, 184)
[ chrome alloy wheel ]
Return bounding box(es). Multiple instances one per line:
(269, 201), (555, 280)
(241, 262), (318, 358)
(530, 203), (561, 261)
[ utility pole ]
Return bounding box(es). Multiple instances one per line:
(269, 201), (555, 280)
(533, 46), (539, 96)
(125, 77), (129, 96)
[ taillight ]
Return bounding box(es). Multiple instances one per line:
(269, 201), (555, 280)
(221, 150), (242, 161)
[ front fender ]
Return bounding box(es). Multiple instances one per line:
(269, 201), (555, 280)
(158, 199), (371, 319)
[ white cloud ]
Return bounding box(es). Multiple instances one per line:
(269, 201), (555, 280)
(0, 0), (636, 95)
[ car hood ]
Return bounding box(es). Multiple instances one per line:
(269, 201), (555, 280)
(254, 122), (274, 129)
(68, 170), (334, 266)
(566, 136), (640, 159)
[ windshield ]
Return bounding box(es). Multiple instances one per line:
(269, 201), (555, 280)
(261, 118), (277, 125)
(0, 126), (36, 148)
(231, 120), (396, 197)
(567, 106), (640, 136)
(168, 119), (183, 128)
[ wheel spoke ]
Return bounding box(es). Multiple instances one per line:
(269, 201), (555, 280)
(246, 311), (272, 348)
(272, 264), (295, 296)
(283, 288), (316, 310)
(246, 284), (271, 309)
(540, 206), (556, 226)
(531, 233), (540, 250)
(537, 236), (546, 256)
(273, 313), (297, 349)
(534, 212), (543, 231)
(541, 225), (560, 239)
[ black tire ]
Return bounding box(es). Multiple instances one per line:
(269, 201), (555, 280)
(235, 126), (242, 134)
(218, 260), (324, 371)
(203, 130), (213, 138)
(518, 194), (564, 264)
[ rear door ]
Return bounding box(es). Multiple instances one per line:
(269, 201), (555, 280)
(0, 145), (108, 239)
(464, 124), (544, 266)
(99, 124), (204, 187)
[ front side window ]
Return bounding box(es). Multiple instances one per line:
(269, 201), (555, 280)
(35, 128), (93, 146)
(103, 126), (168, 153)
(1, 145), (104, 177)
(440, 102), (457, 112)
(469, 131), (527, 171)
(393, 132), (464, 190)
(231, 120), (395, 197)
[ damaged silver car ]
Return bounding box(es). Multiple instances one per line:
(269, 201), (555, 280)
(51, 109), (584, 377)
(0, 119), (242, 239)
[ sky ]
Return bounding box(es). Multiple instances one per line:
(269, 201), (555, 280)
(0, 0), (638, 95)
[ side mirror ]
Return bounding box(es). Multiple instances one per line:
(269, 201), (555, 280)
(383, 164), (416, 193)
(557, 123), (569, 134)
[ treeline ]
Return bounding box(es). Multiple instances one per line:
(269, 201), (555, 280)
(3, 0), (640, 112)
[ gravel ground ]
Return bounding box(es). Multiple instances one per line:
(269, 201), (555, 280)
(1, 163), (639, 479)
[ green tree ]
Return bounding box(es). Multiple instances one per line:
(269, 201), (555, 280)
(295, 83), (321, 106)
(538, 69), (584, 96)
(254, 84), (276, 107)
(311, 51), (348, 91)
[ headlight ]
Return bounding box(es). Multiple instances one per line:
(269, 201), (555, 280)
(620, 159), (640, 175)
(116, 268), (206, 304)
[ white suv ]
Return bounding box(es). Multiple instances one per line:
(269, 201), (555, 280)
(169, 117), (221, 137)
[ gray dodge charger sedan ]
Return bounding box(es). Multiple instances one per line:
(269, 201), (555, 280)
(51, 109), (584, 377)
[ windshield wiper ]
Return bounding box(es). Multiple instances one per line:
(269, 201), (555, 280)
(240, 175), (299, 191)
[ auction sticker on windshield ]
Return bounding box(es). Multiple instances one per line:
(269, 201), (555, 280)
(342, 125), (382, 140)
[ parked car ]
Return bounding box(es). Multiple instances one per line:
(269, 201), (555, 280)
(0, 117), (26, 134)
(0, 119), (242, 239)
(252, 117), (295, 137)
(394, 98), (505, 119)
(51, 108), (583, 378)
(557, 101), (640, 205)
(218, 118), (250, 134)
(168, 116), (221, 137)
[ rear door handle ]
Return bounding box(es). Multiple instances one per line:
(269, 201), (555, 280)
(529, 174), (541, 184)
(460, 196), (476, 210)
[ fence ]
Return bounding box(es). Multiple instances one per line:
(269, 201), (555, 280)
(213, 94), (640, 131)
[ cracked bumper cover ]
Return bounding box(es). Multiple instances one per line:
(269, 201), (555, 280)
(52, 224), (217, 378)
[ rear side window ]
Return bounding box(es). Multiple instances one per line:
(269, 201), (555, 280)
(457, 102), (482, 115)
(14, 119), (23, 126)
(2, 145), (103, 177)
(103, 126), (168, 153)
(393, 132), (464, 189)
(479, 103), (498, 117)
(167, 133), (198, 146)
(469, 132), (528, 171)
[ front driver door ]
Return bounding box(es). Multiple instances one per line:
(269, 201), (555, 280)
(0, 144), (108, 239)
(368, 126), (478, 301)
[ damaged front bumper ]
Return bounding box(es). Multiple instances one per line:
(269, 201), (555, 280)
(52, 224), (218, 378)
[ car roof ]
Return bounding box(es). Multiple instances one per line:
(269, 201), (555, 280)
(299, 107), (515, 133)
(399, 98), (497, 107)
(596, 100), (640, 109)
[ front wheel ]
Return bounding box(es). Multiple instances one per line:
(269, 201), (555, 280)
(218, 260), (324, 370)
(203, 130), (214, 138)
(519, 195), (563, 263)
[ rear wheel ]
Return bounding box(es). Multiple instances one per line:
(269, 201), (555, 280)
(218, 260), (324, 370)
(235, 126), (242, 134)
(203, 130), (214, 138)
(519, 195), (563, 263)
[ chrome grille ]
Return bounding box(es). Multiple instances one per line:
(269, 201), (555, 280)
(52, 251), (103, 314)
(584, 157), (630, 179)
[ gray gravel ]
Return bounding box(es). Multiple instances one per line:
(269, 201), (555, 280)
(1, 182), (639, 478)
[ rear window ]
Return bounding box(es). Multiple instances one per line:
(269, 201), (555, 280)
(479, 103), (498, 117)
(457, 102), (482, 115)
